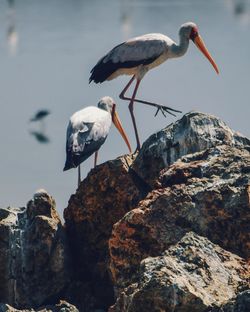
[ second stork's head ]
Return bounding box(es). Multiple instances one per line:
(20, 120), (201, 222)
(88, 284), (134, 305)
(179, 22), (219, 74)
(98, 96), (132, 153)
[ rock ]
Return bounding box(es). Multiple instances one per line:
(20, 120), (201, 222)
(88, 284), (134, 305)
(0, 190), (70, 308)
(64, 155), (146, 311)
(110, 232), (250, 312)
(0, 301), (79, 312)
(64, 112), (250, 310)
(214, 290), (250, 312)
(1, 111), (249, 312)
(132, 111), (250, 187)
(109, 144), (250, 289)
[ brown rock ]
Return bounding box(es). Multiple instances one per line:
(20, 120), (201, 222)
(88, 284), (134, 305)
(132, 111), (250, 188)
(0, 190), (70, 308)
(109, 145), (250, 288)
(64, 155), (146, 311)
(110, 232), (250, 312)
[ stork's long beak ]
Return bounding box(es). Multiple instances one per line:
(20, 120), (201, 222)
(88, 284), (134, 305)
(112, 107), (132, 153)
(194, 35), (219, 74)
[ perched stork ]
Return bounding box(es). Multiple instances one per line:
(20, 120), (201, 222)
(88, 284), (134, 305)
(63, 96), (131, 186)
(89, 22), (219, 151)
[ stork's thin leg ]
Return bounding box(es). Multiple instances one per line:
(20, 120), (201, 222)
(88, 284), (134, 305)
(94, 151), (98, 167)
(119, 75), (136, 99)
(78, 165), (81, 187)
(119, 76), (182, 116)
(129, 79), (141, 151)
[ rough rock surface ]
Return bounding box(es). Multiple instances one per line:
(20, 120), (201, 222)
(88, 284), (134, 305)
(109, 232), (249, 312)
(132, 111), (250, 187)
(1, 111), (250, 312)
(0, 301), (79, 312)
(64, 155), (147, 311)
(109, 144), (250, 289)
(0, 190), (70, 308)
(214, 290), (250, 312)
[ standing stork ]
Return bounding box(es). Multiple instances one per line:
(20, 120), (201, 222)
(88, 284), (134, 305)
(63, 96), (131, 186)
(89, 22), (219, 151)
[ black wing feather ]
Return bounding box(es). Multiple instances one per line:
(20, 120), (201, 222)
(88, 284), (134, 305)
(63, 122), (107, 171)
(89, 41), (161, 84)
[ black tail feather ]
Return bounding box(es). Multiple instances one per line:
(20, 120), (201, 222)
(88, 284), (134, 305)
(89, 58), (118, 84)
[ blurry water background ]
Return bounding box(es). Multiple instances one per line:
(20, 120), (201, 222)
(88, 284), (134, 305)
(0, 0), (249, 216)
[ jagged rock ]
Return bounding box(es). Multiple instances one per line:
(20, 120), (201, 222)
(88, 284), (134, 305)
(2, 111), (249, 312)
(0, 301), (79, 312)
(64, 111), (250, 310)
(214, 290), (250, 312)
(64, 155), (146, 311)
(109, 144), (250, 289)
(0, 190), (70, 308)
(132, 111), (250, 187)
(109, 232), (250, 312)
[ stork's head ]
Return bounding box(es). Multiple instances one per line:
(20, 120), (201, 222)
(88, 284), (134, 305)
(98, 96), (114, 113)
(180, 22), (219, 74)
(98, 96), (132, 153)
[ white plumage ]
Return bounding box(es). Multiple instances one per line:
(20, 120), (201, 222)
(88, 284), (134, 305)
(67, 106), (112, 152)
(64, 96), (131, 186)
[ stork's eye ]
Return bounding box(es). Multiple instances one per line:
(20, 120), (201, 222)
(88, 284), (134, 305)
(190, 27), (198, 41)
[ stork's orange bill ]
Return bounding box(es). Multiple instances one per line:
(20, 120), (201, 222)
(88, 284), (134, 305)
(194, 35), (219, 74)
(112, 110), (132, 153)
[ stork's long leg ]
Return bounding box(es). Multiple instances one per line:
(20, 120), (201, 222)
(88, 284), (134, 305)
(129, 79), (141, 151)
(78, 164), (81, 187)
(94, 151), (98, 167)
(119, 75), (182, 117)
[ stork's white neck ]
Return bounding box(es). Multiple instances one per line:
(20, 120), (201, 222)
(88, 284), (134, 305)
(170, 35), (190, 58)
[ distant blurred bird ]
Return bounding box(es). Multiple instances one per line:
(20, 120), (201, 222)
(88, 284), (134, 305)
(30, 109), (50, 122)
(29, 130), (50, 144)
(63, 96), (131, 186)
(90, 22), (219, 151)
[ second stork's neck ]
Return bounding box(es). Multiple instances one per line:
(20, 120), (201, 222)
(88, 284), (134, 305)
(171, 34), (190, 58)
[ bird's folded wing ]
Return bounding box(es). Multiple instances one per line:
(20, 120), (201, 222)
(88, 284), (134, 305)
(89, 38), (167, 83)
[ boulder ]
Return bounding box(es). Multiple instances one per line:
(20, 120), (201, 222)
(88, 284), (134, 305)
(109, 145), (250, 288)
(0, 190), (70, 308)
(110, 232), (249, 312)
(132, 111), (250, 187)
(64, 155), (146, 311)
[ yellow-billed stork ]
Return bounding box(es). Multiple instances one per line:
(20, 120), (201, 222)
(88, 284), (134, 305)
(63, 96), (131, 186)
(89, 22), (219, 151)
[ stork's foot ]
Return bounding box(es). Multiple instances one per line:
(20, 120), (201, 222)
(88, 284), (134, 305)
(154, 105), (182, 118)
(131, 150), (139, 161)
(132, 144), (141, 155)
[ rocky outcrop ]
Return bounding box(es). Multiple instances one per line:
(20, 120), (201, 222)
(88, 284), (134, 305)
(109, 232), (249, 312)
(1, 111), (249, 312)
(109, 144), (250, 289)
(64, 155), (147, 311)
(132, 111), (250, 187)
(0, 190), (70, 309)
(0, 301), (79, 312)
